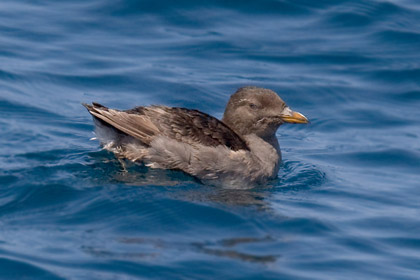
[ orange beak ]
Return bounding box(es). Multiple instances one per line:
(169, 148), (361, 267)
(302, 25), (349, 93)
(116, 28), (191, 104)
(281, 111), (309, 124)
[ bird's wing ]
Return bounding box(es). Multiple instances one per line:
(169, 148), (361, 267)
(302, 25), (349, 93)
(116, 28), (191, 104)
(84, 103), (249, 151)
(83, 102), (159, 145)
(145, 106), (249, 151)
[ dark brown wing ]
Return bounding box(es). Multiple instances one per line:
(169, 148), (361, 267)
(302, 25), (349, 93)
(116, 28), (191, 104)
(84, 103), (249, 151)
(83, 102), (159, 145)
(141, 106), (249, 151)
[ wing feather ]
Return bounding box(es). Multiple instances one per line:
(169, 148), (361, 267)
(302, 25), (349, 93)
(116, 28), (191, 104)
(143, 106), (249, 151)
(84, 103), (249, 151)
(83, 103), (159, 145)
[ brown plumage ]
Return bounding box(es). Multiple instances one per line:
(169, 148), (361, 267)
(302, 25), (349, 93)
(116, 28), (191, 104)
(83, 104), (249, 151)
(83, 86), (309, 187)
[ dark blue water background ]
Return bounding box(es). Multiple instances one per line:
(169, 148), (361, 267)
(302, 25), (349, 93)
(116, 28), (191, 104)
(1, 0), (420, 279)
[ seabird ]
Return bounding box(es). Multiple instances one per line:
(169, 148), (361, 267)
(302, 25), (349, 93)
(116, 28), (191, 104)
(83, 86), (308, 187)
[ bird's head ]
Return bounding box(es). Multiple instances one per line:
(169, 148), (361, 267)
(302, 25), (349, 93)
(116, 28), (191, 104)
(222, 86), (309, 138)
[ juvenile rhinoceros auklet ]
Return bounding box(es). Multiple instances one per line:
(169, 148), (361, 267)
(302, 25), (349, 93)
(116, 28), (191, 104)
(84, 86), (308, 187)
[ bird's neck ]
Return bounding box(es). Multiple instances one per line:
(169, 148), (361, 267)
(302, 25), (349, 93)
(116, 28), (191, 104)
(262, 134), (281, 158)
(222, 117), (281, 161)
(243, 133), (281, 176)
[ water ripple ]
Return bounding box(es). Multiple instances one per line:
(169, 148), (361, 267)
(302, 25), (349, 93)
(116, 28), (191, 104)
(1, 0), (420, 278)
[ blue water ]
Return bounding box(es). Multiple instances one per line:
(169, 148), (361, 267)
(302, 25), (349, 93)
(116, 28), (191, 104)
(1, 0), (420, 279)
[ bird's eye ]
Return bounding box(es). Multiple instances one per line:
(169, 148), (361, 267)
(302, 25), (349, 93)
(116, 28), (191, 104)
(249, 103), (258, 109)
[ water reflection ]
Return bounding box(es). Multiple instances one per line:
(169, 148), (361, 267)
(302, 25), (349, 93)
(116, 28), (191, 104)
(86, 151), (325, 212)
(115, 236), (278, 264)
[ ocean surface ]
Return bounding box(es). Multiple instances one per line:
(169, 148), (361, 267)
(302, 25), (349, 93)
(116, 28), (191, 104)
(1, 0), (420, 279)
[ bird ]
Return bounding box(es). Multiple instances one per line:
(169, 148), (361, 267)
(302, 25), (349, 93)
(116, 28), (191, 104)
(83, 86), (308, 188)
